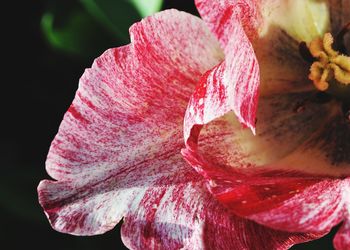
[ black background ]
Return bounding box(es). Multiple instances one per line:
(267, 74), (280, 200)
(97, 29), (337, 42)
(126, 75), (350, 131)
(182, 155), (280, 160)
(2, 1), (337, 249)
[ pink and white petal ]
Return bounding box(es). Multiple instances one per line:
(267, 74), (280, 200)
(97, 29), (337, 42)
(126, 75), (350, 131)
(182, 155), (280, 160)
(333, 180), (350, 250)
(41, 150), (325, 248)
(38, 9), (223, 235)
(195, 0), (261, 50)
(191, 0), (350, 247)
(38, 154), (194, 236)
(334, 218), (350, 250)
(184, 21), (259, 141)
(120, 167), (324, 250)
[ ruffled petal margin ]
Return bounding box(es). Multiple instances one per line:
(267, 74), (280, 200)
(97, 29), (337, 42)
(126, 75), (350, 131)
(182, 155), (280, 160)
(38, 9), (222, 236)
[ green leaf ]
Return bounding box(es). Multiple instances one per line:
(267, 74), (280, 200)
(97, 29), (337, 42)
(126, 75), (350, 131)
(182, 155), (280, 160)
(79, 0), (163, 42)
(41, 2), (116, 58)
(129, 0), (163, 17)
(41, 11), (87, 55)
(80, 0), (139, 42)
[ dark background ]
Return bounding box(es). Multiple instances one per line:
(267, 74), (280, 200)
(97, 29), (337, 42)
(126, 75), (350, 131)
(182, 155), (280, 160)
(2, 1), (337, 249)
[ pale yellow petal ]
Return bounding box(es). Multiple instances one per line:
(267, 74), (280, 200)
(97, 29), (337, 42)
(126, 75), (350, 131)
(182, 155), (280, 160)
(261, 0), (330, 43)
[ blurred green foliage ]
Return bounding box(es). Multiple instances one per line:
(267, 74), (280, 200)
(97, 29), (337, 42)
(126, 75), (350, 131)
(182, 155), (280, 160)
(129, 0), (163, 17)
(41, 0), (163, 58)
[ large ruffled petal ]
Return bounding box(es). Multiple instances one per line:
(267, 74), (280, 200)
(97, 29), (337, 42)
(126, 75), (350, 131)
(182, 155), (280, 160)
(38, 9), (223, 236)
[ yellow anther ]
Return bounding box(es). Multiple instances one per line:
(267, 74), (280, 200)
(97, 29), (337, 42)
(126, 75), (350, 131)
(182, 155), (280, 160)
(331, 55), (350, 72)
(308, 33), (350, 91)
(329, 64), (350, 84)
(320, 67), (330, 83)
(309, 62), (329, 91)
(323, 33), (338, 57)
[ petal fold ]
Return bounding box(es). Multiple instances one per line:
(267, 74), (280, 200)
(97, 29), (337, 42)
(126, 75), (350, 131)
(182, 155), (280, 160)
(184, 24), (259, 143)
(195, 0), (261, 50)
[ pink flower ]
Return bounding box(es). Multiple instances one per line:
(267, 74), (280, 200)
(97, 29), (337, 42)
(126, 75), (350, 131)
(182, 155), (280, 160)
(38, 1), (350, 249)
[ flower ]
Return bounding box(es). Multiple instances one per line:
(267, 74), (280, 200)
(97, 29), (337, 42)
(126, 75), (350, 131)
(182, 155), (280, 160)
(38, 1), (350, 249)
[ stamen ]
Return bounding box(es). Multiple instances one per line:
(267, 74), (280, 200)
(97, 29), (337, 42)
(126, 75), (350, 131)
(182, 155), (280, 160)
(309, 62), (329, 91)
(331, 55), (350, 71)
(329, 64), (350, 84)
(309, 38), (325, 58)
(323, 33), (338, 57)
(308, 33), (350, 91)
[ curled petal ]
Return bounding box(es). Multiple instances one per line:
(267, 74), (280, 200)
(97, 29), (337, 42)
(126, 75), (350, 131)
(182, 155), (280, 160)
(184, 21), (259, 143)
(334, 218), (350, 250)
(195, 0), (261, 50)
